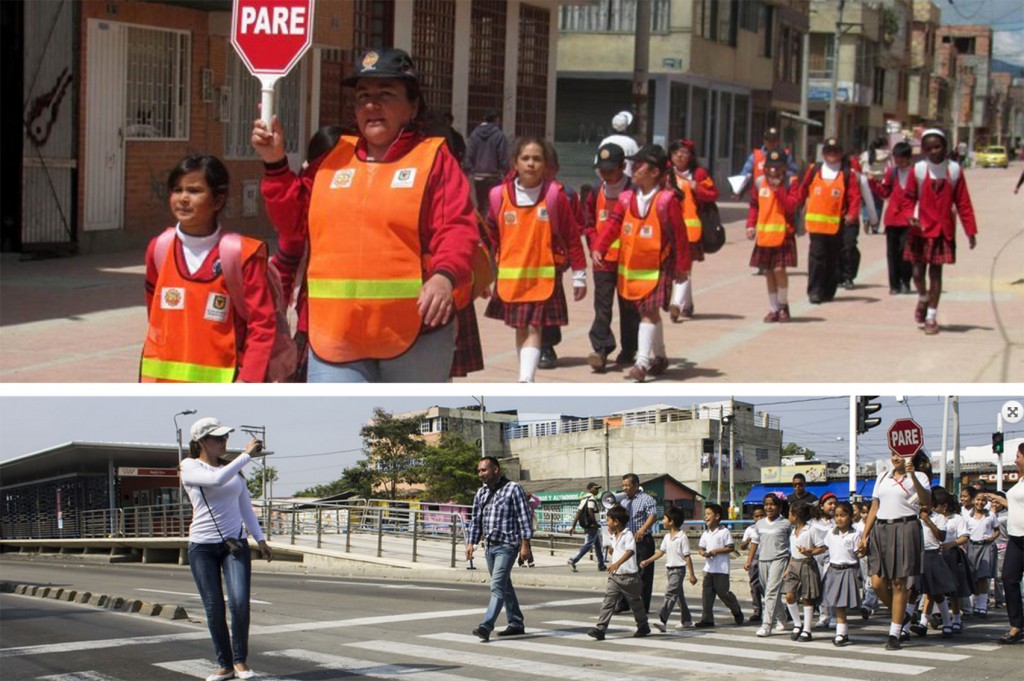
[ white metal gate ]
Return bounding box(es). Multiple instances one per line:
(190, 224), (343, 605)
(22, 0), (76, 247)
(83, 19), (126, 233)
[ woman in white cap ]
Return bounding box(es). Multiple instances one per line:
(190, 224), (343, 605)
(181, 417), (272, 681)
(598, 111), (640, 177)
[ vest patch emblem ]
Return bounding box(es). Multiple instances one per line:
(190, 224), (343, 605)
(160, 287), (185, 310)
(503, 211), (517, 225)
(831, 188), (842, 198)
(391, 168), (417, 188)
(331, 169), (355, 189)
(813, 186), (822, 196)
(759, 187), (772, 198)
(640, 224), (654, 238)
(599, 209), (608, 221)
(623, 223), (634, 236)
(537, 207), (549, 221)
(204, 292), (230, 323)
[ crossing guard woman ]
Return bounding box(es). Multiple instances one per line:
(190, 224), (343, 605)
(253, 48), (478, 382)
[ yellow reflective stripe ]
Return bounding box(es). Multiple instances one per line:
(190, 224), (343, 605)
(307, 278), (421, 300)
(609, 238), (620, 249)
(141, 358), (234, 383)
(497, 266), (557, 280)
(759, 222), (786, 232)
(805, 213), (840, 224)
(620, 267), (660, 281)
(684, 218), (702, 227)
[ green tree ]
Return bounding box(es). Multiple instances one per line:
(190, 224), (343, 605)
(360, 408), (425, 500)
(246, 465), (278, 499)
(419, 432), (481, 505)
(294, 459), (374, 499)
(782, 443), (816, 461)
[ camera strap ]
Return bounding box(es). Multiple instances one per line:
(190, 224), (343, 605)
(198, 488), (243, 541)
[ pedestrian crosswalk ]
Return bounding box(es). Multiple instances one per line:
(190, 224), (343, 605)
(30, 616), (1015, 680)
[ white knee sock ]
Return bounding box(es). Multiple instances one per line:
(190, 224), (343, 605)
(836, 622), (848, 637)
(670, 282), (685, 307)
(637, 322), (655, 369)
(938, 601), (951, 627)
(803, 605), (814, 633)
(681, 278), (693, 307)
(889, 622), (903, 637)
(787, 602), (801, 626)
(652, 320), (666, 358)
(778, 287), (789, 305)
(976, 593), (988, 611)
(518, 347), (540, 383)
(768, 291), (780, 311)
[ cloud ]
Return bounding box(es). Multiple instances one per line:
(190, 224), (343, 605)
(993, 30), (1024, 67)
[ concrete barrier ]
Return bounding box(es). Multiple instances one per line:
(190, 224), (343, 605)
(4, 581), (187, 620)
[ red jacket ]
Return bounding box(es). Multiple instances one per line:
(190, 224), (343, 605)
(912, 161), (978, 239)
(673, 166), (719, 204)
(795, 163), (862, 224)
(261, 130), (478, 290)
(593, 188), (691, 275)
(144, 236), (275, 383)
(871, 166), (918, 227)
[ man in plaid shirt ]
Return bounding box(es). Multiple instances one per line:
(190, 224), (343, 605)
(618, 473), (658, 613)
(467, 456), (534, 641)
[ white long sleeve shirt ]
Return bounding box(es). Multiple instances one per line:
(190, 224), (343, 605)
(180, 453), (265, 544)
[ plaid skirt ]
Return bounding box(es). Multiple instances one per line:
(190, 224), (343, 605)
(749, 235), (797, 269)
(967, 541), (997, 580)
(623, 270), (674, 317)
(822, 563), (861, 609)
(903, 233), (956, 265)
(450, 305), (484, 377)
(484, 276), (569, 329)
(783, 557), (822, 601)
(919, 550), (958, 596)
(689, 240), (705, 263)
(942, 547), (975, 597)
(867, 519), (923, 580)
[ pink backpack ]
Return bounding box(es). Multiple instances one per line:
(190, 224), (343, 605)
(153, 228), (298, 383)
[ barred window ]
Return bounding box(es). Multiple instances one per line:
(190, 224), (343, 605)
(124, 26), (189, 140)
(224, 50), (302, 160)
(516, 4), (550, 138)
(469, 0), (507, 129)
(559, 0), (670, 33)
(413, 0), (456, 116)
(353, 0), (394, 54)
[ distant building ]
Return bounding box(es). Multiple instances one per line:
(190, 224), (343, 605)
(936, 24), (994, 151)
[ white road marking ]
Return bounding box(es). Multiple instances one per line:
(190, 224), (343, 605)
(134, 588), (271, 605)
(306, 580), (461, 592)
(37, 673), (124, 681)
(153, 659), (295, 680)
(267, 648), (485, 680)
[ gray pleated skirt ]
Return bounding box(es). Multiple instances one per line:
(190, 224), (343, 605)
(783, 558), (821, 600)
(867, 519), (923, 580)
(822, 563), (861, 609)
(941, 547), (974, 598)
(919, 550), (958, 596)
(966, 541), (997, 580)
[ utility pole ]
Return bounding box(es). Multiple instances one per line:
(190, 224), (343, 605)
(827, 0), (846, 139)
(727, 397), (735, 518)
(716, 405), (723, 505)
(604, 420), (611, 493)
(800, 29), (811, 164)
(632, 0), (651, 142)
(940, 395), (950, 488)
(951, 396), (961, 496)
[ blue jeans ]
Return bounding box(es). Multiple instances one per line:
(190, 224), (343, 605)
(480, 543), (524, 633)
(570, 528), (605, 568)
(189, 541), (251, 669)
(307, 322), (455, 383)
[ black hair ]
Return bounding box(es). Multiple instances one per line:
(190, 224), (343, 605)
(665, 505), (686, 528)
(512, 136), (549, 163)
(834, 501), (854, 519)
(892, 141), (913, 159)
(188, 439), (202, 459)
(607, 504), (629, 526)
(962, 486), (979, 501)
(931, 486), (952, 512)
(167, 154), (230, 204)
(751, 505), (765, 515)
(667, 140), (700, 172)
(912, 451), (933, 478)
(483, 110), (500, 124)
(763, 493), (788, 517)
(306, 125), (349, 163)
(792, 473), (807, 483)
(622, 472), (640, 486)
(480, 456), (500, 470)
(705, 503), (724, 520)
(790, 501), (813, 524)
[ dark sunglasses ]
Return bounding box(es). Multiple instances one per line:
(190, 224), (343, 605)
(204, 433), (229, 441)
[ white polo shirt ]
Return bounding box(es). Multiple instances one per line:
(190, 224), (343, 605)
(698, 526), (734, 574)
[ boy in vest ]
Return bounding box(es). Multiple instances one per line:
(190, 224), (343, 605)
(795, 137), (861, 304)
(583, 143), (640, 372)
(906, 128), (978, 335)
(868, 141), (917, 295)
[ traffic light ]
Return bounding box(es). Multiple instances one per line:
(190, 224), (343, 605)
(856, 396), (882, 435)
(992, 431), (1004, 455)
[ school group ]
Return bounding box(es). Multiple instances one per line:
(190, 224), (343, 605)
(139, 47), (980, 384)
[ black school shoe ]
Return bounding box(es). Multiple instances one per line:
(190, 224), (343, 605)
(734, 613), (744, 626)
(885, 635), (901, 650)
(587, 627), (605, 641)
(909, 623), (927, 637)
(694, 621), (715, 628)
(472, 627), (490, 642)
(997, 631), (1023, 644)
(634, 624), (651, 638)
(833, 635), (851, 647)
(496, 626), (525, 637)
(538, 346), (558, 369)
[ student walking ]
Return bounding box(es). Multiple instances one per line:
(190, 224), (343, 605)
(740, 506), (766, 624)
(696, 503), (745, 628)
(746, 150), (800, 322)
(641, 505), (698, 631)
(783, 502), (824, 642)
(914, 487), (960, 638)
(821, 502), (864, 646)
(869, 141), (917, 295)
(180, 417), (273, 681)
(667, 139), (718, 321)
(906, 128), (978, 335)
(964, 486), (1002, 617)
(592, 145), (690, 383)
(142, 156), (276, 383)
(568, 482), (607, 572)
(746, 493), (792, 636)
(483, 138), (587, 383)
(587, 504), (651, 640)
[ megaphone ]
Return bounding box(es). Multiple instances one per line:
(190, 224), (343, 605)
(601, 491), (628, 509)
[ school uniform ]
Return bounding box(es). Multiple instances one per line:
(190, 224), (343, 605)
(795, 162), (861, 302)
(594, 529), (649, 632)
(822, 528), (863, 609)
(656, 530), (694, 625)
(942, 513), (974, 598)
(784, 524), (823, 601)
(919, 511), (958, 597)
(964, 510), (1001, 581)
(870, 165), (917, 292)
(866, 468), (929, 580)
(747, 175), (800, 270)
(904, 159), (977, 266)
(698, 525), (744, 624)
(742, 524), (764, 619)
(752, 515), (792, 627)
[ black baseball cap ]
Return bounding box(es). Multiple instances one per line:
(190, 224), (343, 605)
(627, 144), (668, 170)
(764, 150), (789, 168)
(822, 137), (842, 152)
(586, 482), (602, 491)
(343, 48), (418, 87)
(595, 143), (626, 170)
(764, 127), (780, 140)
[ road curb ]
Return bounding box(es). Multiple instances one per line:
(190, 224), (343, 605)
(1, 580), (188, 619)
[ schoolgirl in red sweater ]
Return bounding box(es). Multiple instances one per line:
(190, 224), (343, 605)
(869, 141), (918, 296)
(667, 139), (718, 321)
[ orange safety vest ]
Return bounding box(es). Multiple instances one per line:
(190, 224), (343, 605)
(674, 174), (702, 243)
(805, 168), (845, 235)
(754, 176), (789, 248)
(306, 135), (445, 363)
(595, 186), (621, 262)
(140, 236), (261, 382)
(752, 148), (767, 181)
(617, 190), (671, 301)
(495, 184), (558, 303)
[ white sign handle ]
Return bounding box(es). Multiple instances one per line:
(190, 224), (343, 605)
(260, 75), (279, 126)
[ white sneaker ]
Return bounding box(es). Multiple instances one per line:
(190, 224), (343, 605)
(566, 559), (577, 572)
(675, 621), (694, 629)
(652, 620), (666, 632)
(757, 624), (772, 637)
(235, 672), (257, 680)
(816, 616), (831, 629)
(205, 673), (235, 681)
(773, 620), (788, 633)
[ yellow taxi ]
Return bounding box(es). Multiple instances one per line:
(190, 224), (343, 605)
(975, 146), (1009, 168)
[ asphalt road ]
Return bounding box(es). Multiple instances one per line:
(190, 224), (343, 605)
(1, 165), (1021, 383)
(2, 556), (1021, 680)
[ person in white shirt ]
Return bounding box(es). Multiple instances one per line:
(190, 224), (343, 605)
(588, 504), (650, 640)
(912, 487), (959, 639)
(783, 501), (824, 642)
(641, 506), (698, 630)
(821, 502), (864, 646)
(597, 111), (640, 177)
(940, 494), (972, 633)
(745, 493), (792, 637)
(965, 487), (1002, 617)
(983, 442), (1024, 645)
(181, 417), (273, 681)
(696, 503), (744, 628)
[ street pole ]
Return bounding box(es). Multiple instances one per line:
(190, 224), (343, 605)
(940, 395), (950, 488)
(632, 0), (651, 142)
(173, 409), (196, 536)
(604, 420), (611, 493)
(800, 29), (811, 164)
(996, 414), (1005, 492)
(827, 0), (846, 139)
(952, 396), (961, 496)
(728, 397), (735, 517)
(849, 395), (857, 500)
(478, 396), (486, 458)
(716, 406), (723, 505)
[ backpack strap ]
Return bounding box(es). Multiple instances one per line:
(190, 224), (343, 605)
(152, 227), (177, 272)
(545, 181), (562, 237)
(217, 232), (250, 321)
(488, 183), (504, 228)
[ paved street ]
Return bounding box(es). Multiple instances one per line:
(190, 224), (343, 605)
(1, 165), (1021, 383)
(2, 556), (1021, 681)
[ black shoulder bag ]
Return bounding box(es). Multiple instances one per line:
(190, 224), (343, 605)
(199, 488), (246, 557)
